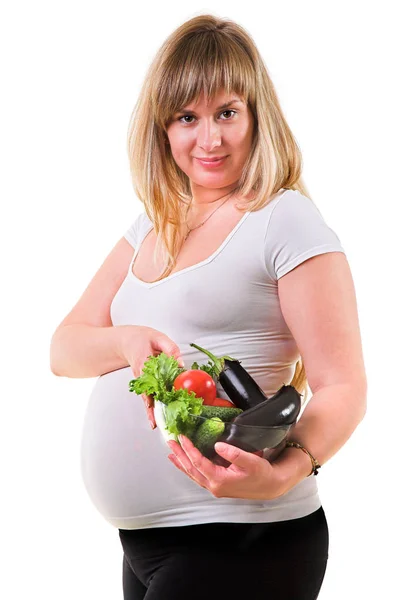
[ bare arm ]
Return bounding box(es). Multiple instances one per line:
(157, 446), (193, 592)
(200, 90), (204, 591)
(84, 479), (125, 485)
(271, 252), (368, 492)
(274, 383), (367, 489)
(50, 323), (136, 378)
(50, 235), (184, 430)
(50, 236), (138, 378)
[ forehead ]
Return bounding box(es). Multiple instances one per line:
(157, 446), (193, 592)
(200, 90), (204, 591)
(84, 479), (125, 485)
(179, 93), (245, 111)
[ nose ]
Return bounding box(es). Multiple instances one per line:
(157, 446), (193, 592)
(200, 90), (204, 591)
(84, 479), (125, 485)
(197, 118), (222, 153)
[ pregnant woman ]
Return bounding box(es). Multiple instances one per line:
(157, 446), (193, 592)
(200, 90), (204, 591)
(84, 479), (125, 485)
(50, 14), (367, 600)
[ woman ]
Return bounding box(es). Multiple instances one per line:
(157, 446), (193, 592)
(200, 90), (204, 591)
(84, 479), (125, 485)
(50, 14), (367, 600)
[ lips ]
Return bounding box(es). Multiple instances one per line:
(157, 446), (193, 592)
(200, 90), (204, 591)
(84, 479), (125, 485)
(196, 156), (227, 161)
(195, 156), (228, 167)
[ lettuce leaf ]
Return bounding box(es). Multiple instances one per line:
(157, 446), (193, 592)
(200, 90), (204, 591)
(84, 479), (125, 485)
(191, 360), (218, 379)
(128, 352), (203, 436)
(163, 392), (203, 436)
(128, 352), (184, 398)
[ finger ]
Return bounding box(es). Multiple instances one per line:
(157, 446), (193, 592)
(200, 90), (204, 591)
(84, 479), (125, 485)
(169, 436), (216, 487)
(214, 442), (259, 471)
(168, 454), (209, 489)
(167, 439), (210, 487)
(178, 435), (223, 479)
(168, 453), (208, 489)
(142, 393), (152, 406)
(142, 394), (156, 429)
(152, 338), (184, 365)
(148, 405), (156, 429)
(168, 453), (190, 476)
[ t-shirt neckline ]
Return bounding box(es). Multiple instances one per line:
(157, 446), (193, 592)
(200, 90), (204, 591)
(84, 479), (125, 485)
(127, 188), (288, 289)
(128, 210), (252, 289)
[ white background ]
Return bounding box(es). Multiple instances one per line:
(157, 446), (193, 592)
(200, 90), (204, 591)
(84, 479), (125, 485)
(1, 1), (399, 598)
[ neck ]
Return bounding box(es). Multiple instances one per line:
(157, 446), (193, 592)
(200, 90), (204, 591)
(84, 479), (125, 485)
(189, 183), (239, 207)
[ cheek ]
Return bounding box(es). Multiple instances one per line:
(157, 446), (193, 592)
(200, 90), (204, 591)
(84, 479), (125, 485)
(224, 123), (249, 152)
(235, 124), (254, 159)
(236, 122), (252, 144)
(170, 135), (192, 163)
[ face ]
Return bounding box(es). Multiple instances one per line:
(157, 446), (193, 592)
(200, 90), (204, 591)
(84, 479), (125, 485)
(166, 89), (254, 201)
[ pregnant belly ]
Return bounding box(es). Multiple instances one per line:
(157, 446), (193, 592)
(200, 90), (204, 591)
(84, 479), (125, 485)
(80, 367), (213, 528)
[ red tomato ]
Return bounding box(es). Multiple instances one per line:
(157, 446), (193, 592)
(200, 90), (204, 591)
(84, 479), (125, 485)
(213, 397), (235, 407)
(173, 370), (217, 405)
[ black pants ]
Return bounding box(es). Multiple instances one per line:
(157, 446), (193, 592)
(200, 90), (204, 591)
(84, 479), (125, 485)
(118, 506), (329, 600)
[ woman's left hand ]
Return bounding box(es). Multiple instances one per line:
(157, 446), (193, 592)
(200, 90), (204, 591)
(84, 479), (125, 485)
(167, 435), (286, 500)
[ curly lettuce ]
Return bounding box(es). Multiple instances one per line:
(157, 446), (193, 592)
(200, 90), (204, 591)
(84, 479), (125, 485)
(128, 352), (203, 436)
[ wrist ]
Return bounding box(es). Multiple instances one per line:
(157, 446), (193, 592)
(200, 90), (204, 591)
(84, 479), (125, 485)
(271, 444), (313, 494)
(116, 324), (142, 362)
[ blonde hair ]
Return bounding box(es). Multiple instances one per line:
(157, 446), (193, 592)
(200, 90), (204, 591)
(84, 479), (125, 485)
(127, 14), (312, 404)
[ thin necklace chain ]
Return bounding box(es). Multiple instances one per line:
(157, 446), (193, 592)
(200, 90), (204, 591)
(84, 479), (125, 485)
(183, 187), (239, 242)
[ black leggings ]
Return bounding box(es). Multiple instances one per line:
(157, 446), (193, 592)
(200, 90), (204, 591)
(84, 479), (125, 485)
(118, 506), (329, 600)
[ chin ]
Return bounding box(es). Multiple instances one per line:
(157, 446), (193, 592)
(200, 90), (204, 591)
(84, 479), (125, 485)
(190, 170), (235, 184)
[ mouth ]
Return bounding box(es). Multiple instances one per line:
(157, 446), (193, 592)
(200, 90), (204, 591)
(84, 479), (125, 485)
(195, 155), (228, 167)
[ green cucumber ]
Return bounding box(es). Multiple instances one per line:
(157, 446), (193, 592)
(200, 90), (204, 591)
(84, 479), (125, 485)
(200, 405), (243, 422)
(193, 417), (225, 458)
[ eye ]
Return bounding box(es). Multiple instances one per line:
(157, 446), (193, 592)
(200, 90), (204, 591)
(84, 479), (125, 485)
(178, 115), (195, 124)
(220, 110), (236, 120)
(177, 109), (237, 124)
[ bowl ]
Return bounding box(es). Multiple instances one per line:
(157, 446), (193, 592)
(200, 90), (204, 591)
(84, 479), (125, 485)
(154, 401), (295, 467)
(186, 413), (294, 466)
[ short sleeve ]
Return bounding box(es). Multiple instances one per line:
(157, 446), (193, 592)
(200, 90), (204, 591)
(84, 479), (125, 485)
(123, 211), (148, 248)
(264, 191), (346, 281)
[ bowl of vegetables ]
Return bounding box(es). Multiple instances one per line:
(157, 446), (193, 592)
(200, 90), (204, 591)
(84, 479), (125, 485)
(155, 401), (295, 467)
(129, 342), (302, 466)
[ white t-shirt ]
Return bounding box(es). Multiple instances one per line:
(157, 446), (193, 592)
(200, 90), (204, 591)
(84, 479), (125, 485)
(80, 188), (346, 530)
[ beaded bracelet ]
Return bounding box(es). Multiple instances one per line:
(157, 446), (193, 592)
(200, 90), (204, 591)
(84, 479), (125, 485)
(285, 440), (321, 476)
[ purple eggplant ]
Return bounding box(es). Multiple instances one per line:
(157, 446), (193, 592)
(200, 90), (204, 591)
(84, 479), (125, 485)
(190, 342), (268, 410)
(214, 385), (302, 466)
(230, 384), (302, 427)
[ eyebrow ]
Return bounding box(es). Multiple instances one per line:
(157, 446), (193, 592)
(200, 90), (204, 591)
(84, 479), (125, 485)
(177, 98), (243, 114)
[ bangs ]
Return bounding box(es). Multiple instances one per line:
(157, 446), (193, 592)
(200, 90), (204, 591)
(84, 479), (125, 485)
(153, 31), (256, 129)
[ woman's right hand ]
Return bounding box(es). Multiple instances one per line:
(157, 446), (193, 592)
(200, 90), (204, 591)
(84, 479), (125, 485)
(120, 325), (185, 429)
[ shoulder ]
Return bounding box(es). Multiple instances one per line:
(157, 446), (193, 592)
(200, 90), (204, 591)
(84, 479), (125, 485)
(124, 209), (153, 248)
(266, 188), (320, 217)
(265, 188), (339, 240)
(246, 188), (317, 223)
(263, 189), (346, 281)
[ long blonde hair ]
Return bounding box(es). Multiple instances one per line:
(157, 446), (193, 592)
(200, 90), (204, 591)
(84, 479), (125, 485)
(127, 14), (312, 404)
